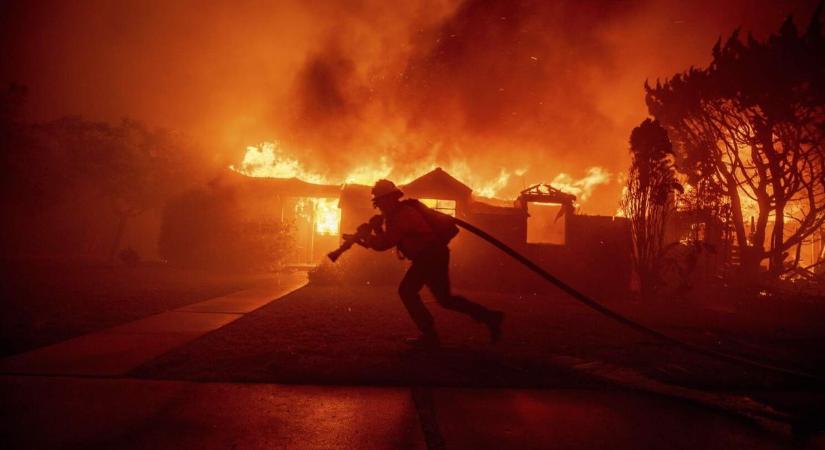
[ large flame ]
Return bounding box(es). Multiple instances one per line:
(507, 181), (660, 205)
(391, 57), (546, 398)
(549, 167), (610, 201)
(233, 142), (330, 184)
(232, 141), (612, 200)
(314, 198), (340, 235)
(232, 141), (541, 199)
(294, 197), (341, 235)
(232, 141), (611, 234)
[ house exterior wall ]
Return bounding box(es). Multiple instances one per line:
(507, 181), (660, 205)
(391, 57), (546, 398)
(453, 211), (631, 300)
(335, 173), (631, 299)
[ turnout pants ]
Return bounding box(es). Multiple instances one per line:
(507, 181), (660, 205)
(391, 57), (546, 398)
(398, 245), (494, 335)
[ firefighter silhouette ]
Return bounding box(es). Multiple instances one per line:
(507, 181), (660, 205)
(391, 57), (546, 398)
(364, 179), (504, 348)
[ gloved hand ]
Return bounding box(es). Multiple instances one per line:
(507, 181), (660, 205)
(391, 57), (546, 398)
(368, 215), (384, 232)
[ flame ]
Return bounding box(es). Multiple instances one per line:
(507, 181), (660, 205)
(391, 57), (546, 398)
(232, 141), (610, 215)
(294, 197), (341, 235)
(343, 156), (393, 185)
(233, 141), (535, 199)
(443, 162), (526, 199)
(549, 167), (610, 201)
(420, 198), (457, 216)
(232, 141), (396, 187)
(232, 142), (329, 184)
(313, 198), (340, 235)
(737, 189), (759, 220)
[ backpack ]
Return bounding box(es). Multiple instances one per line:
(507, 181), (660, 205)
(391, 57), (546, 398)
(401, 198), (460, 245)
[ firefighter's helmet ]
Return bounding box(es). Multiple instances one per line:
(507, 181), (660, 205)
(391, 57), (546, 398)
(371, 179), (403, 202)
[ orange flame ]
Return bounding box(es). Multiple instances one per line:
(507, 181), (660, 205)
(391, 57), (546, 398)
(232, 141), (611, 224)
(549, 167), (610, 201)
(232, 141), (539, 199)
(232, 142), (329, 183)
(313, 198), (340, 235)
(294, 197), (341, 235)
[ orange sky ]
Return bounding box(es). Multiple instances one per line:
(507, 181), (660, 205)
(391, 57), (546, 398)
(1, 0), (820, 213)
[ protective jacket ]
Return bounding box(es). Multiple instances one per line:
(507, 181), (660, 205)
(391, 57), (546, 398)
(366, 203), (440, 260)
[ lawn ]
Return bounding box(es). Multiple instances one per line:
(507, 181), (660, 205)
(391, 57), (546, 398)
(0, 260), (273, 357)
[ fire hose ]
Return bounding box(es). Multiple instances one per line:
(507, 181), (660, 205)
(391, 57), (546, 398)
(329, 217), (823, 383)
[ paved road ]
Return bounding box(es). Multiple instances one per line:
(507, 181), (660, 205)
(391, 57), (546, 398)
(1, 275), (821, 449)
(2, 375), (808, 450)
(0, 375), (424, 450)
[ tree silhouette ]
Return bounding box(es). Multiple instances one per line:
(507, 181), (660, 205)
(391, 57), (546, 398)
(0, 87), (205, 259)
(645, 6), (825, 279)
(159, 188), (294, 271)
(47, 117), (195, 260)
(621, 119), (681, 299)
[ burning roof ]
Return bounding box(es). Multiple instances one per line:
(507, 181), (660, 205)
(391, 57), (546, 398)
(401, 167), (473, 201)
(518, 183), (576, 206)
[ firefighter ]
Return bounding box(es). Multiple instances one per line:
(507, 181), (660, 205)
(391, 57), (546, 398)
(364, 179), (504, 348)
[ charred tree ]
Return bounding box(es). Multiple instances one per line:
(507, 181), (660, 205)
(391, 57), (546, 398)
(621, 119), (681, 300)
(645, 7), (825, 280)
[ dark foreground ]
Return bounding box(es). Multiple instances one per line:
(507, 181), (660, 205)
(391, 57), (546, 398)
(132, 284), (825, 441)
(135, 284), (824, 390)
(2, 279), (824, 448)
(1, 376), (804, 450)
(0, 260), (271, 356)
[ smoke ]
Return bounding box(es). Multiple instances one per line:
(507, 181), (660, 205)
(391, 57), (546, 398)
(279, 1), (636, 189)
(1, 0), (820, 213)
(276, 0), (820, 208)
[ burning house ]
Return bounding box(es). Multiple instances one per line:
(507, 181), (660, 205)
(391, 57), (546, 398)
(218, 165), (631, 300)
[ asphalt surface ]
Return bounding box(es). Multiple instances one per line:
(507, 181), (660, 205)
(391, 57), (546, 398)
(2, 376), (809, 450)
(2, 281), (823, 449)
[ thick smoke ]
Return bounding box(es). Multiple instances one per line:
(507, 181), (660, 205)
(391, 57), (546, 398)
(278, 0), (821, 209)
(284, 1), (642, 187)
(2, 0), (820, 213)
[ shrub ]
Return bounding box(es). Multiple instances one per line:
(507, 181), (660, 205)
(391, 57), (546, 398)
(159, 188), (293, 271)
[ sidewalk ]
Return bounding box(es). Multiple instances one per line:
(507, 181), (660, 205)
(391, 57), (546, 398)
(0, 271), (307, 377)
